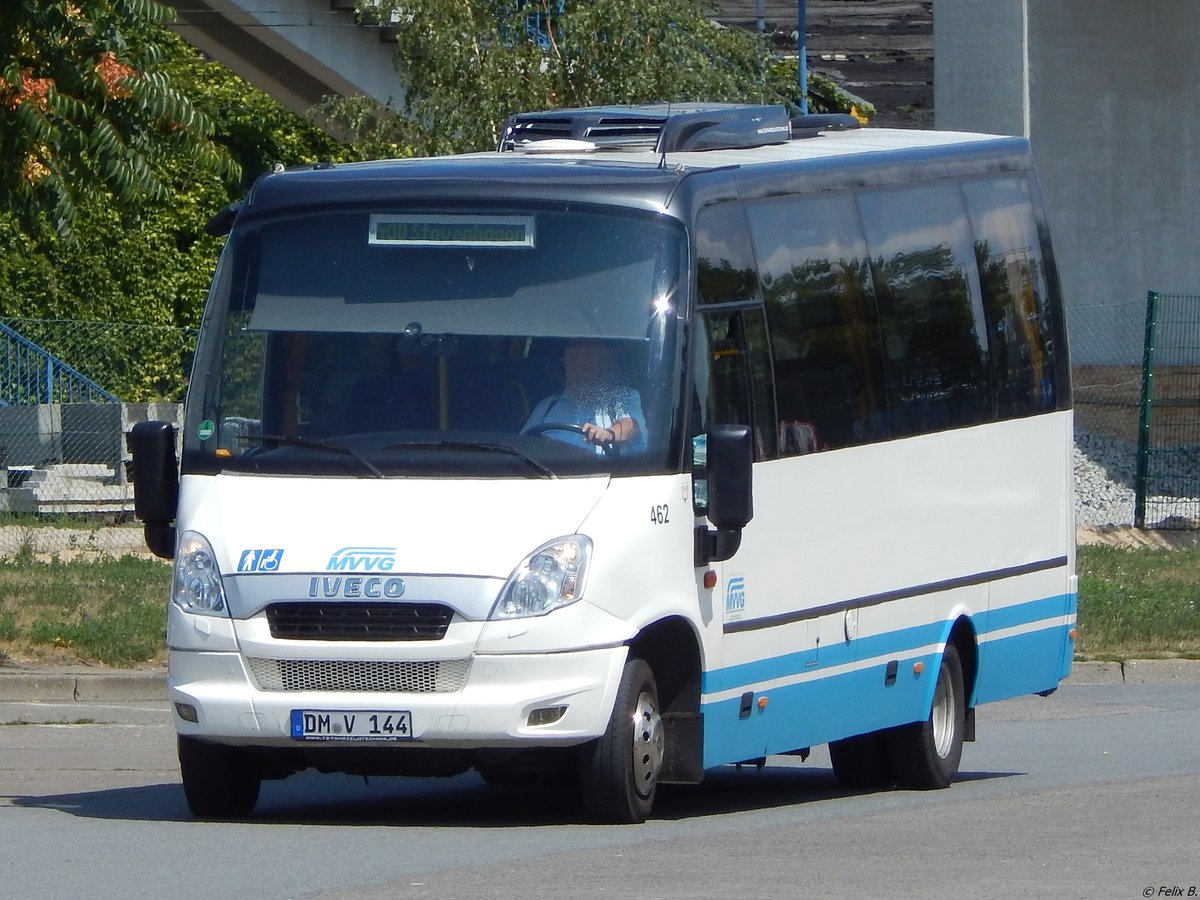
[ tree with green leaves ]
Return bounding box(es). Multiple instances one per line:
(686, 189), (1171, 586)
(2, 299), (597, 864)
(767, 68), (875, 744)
(0, 23), (352, 398)
(334, 0), (870, 156)
(0, 0), (237, 236)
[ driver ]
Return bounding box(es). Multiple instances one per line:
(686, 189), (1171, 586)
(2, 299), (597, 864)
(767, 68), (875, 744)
(522, 340), (646, 453)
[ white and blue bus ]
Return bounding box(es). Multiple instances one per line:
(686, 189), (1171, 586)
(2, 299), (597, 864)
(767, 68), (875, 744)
(131, 104), (1076, 823)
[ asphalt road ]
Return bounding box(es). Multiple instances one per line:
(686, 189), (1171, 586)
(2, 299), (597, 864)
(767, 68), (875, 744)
(1, 676), (1197, 900)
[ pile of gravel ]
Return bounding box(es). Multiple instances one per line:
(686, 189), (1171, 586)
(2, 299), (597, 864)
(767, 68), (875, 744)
(1074, 428), (1200, 528)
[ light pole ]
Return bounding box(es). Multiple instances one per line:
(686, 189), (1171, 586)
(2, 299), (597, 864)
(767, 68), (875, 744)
(798, 0), (808, 113)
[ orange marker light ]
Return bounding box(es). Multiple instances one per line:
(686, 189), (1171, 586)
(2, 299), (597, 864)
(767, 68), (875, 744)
(215, 448), (232, 458)
(1069, 628), (1078, 640)
(913, 661), (925, 675)
(703, 569), (717, 590)
(757, 696), (768, 710)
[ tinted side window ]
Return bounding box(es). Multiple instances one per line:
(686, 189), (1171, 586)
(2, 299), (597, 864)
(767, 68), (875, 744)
(748, 192), (888, 453)
(858, 183), (991, 438)
(696, 202), (759, 305)
(694, 203), (777, 460)
(961, 175), (1058, 417)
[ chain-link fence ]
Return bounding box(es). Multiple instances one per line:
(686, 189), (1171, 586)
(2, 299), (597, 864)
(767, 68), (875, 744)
(0, 318), (192, 557)
(1070, 299), (1146, 530)
(1, 318), (198, 403)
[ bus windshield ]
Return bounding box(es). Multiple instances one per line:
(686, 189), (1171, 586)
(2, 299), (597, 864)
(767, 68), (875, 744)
(183, 203), (686, 479)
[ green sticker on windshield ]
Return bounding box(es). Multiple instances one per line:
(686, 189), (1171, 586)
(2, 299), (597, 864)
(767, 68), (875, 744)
(198, 419), (216, 441)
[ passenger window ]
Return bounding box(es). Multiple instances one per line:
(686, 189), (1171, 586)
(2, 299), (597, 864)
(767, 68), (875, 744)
(961, 175), (1059, 416)
(695, 202), (777, 460)
(858, 182), (991, 438)
(691, 310), (777, 511)
(748, 192), (888, 453)
(695, 203), (759, 305)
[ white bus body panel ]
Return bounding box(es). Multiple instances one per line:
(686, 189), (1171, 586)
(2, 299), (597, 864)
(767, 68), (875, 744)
(699, 410), (1075, 767)
(168, 471), (702, 749)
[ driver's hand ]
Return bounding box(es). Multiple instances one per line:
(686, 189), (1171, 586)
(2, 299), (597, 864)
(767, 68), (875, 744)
(581, 422), (614, 445)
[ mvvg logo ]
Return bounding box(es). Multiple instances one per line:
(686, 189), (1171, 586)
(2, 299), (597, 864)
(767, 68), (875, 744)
(327, 546), (397, 572)
(725, 576), (746, 613)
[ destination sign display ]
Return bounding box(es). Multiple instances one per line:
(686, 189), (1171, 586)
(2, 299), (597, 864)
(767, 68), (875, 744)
(369, 214), (535, 248)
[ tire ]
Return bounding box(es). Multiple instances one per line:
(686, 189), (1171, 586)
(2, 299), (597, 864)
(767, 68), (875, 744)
(888, 644), (966, 790)
(580, 657), (664, 824)
(177, 735), (262, 819)
(829, 730), (894, 790)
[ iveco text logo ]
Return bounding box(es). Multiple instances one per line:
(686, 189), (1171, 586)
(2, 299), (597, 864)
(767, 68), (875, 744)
(327, 546), (397, 571)
(308, 576), (405, 599)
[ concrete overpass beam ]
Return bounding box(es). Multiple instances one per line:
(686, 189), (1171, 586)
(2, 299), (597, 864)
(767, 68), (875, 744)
(162, 0), (404, 117)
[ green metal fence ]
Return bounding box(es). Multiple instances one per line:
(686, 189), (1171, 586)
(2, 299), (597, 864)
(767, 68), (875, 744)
(1134, 292), (1200, 528)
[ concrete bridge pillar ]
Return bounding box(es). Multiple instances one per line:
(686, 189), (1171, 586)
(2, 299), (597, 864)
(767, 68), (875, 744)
(935, 0), (1200, 362)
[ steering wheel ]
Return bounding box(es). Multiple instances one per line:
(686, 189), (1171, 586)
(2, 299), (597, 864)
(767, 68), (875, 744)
(523, 422), (614, 455)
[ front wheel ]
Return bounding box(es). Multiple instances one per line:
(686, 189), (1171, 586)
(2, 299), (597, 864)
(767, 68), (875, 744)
(888, 644), (966, 790)
(580, 657), (664, 823)
(178, 735), (262, 819)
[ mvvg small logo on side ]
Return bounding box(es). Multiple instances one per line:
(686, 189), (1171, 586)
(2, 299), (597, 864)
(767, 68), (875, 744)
(725, 576), (746, 614)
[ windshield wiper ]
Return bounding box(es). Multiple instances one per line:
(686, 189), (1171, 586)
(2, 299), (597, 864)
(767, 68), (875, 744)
(241, 434), (385, 479)
(382, 440), (557, 479)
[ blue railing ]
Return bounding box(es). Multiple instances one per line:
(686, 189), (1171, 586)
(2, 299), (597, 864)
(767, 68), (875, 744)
(0, 322), (120, 406)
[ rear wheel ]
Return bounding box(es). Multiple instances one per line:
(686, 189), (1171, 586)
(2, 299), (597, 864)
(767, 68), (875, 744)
(177, 735), (262, 819)
(580, 657), (664, 823)
(888, 645), (966, 789)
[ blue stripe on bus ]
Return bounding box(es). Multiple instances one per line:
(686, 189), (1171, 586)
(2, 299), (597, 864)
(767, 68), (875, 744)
(702, 592), (1074, 697)
(698, 593), (1076, 768)
(702, 618), (942, 696)
(701, 651), (939, 768)
(973, 593), (1073, 634)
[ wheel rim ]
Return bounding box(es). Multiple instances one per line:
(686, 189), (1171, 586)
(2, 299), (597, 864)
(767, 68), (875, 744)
(630, 690), (664, 798)
(930, 662), (955, 758)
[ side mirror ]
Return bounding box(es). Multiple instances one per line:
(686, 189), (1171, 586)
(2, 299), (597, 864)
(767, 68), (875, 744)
(128, 421), (179, 559)
(695, 424), (753, 565)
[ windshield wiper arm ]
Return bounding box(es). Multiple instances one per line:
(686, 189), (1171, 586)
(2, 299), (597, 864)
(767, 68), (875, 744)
(241, 434), (385, 479)
(382, 440), (557, 479)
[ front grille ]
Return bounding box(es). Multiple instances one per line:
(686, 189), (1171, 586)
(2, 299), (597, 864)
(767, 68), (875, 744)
(247, 657), (470, 693)
(265, 602), (453, 641)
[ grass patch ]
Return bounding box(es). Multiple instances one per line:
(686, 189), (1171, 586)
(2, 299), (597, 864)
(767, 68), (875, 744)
(1077, 544), (1200, 660)
(0, 555), (169, 667)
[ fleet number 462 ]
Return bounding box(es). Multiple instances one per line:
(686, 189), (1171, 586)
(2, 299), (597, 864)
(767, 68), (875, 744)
(649, 504), (670, 525)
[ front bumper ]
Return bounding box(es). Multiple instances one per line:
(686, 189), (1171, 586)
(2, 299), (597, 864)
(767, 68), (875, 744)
(168, 644), (628, 749)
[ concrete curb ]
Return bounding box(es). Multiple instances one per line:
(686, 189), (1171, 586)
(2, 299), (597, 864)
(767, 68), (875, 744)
(1069, 658), (1200, 684)
(1, 660), (1198, 703)
(0, 667), (167, 702)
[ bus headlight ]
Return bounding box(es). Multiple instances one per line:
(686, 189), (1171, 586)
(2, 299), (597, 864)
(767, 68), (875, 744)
(492, 536), (592, 619)
(172, 531), (230, 616)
